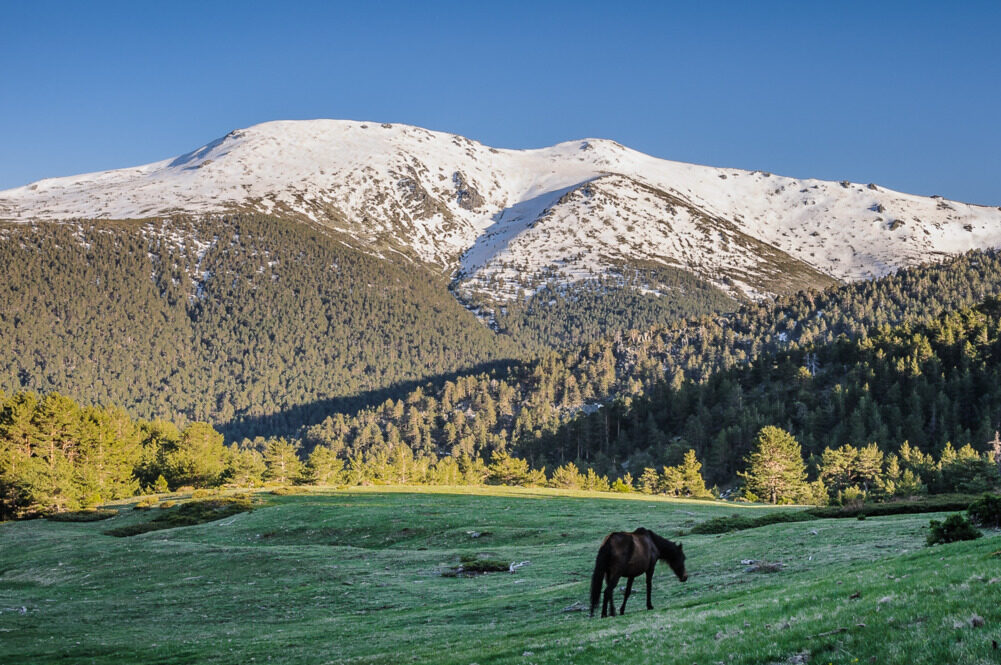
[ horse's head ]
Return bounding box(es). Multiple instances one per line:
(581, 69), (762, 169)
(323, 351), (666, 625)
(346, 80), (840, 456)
(664, 541), (688, 582)
(648, 530), (688, 582)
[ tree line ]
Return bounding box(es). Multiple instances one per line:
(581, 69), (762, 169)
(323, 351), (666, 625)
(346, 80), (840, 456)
(3, 384), (996, 519)
(0, 388), (710, 518)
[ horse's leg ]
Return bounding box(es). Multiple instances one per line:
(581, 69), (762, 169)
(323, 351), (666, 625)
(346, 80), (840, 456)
(619, 576), (634, 615)
(603, 573), (619, 617)
(601, 572), (610, 617)
(645, 568), (654, 610)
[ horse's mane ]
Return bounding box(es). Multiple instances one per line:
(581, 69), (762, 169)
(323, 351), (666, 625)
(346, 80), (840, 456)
(639, 528), (682, 561)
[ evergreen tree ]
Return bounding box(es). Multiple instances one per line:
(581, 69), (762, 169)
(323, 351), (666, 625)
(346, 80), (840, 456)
(739, 426), (809, 504)
(264, 438), (304, 484)
(305, 445), (344, 485)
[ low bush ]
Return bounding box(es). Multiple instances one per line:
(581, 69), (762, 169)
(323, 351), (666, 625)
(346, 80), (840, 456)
(927, 514), (982, 546)
(808, 494), (980, 519)
(689, 493), (987, 535)
(688, 511), (814, 535)
(45, 509), (117, 522)
(269, 486), (309, 496)
(133, 496), (158, 510)
(966, 493), (1001, 528)
(105, 497), (253, 537)
(441, 554), (511, 577)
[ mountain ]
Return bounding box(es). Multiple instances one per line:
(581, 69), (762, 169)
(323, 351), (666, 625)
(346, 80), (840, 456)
(0, 215), (521, 438)
(3, 119), (1000, 440)
(4, 119), (1000, 314)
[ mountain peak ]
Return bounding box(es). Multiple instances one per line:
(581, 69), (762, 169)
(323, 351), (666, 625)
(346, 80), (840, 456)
(2, 118), (1000, 306)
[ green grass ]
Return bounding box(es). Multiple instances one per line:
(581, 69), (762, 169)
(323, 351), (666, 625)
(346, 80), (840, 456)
(1, 486), (999, 664)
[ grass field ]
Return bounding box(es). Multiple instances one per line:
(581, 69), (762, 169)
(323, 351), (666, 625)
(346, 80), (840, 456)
(1, 486), (999, 664)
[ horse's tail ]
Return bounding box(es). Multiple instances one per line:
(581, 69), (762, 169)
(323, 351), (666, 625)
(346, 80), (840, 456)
(590, 541), (612, 617)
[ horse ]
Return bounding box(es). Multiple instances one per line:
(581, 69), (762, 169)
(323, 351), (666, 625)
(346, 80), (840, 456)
(589, 527), (688, 618)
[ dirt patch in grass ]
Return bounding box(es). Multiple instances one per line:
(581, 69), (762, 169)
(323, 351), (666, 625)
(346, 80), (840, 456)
(104, 498), (254, 537)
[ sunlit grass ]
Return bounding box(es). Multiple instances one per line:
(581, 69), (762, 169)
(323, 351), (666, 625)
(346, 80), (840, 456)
(1, 486), (997, 664)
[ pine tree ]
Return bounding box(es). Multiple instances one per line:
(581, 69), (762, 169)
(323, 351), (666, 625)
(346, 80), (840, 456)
(678, 449), (711, 498)
(264, 438), (304, 484)
(163, 422), (227, 488)
(550, 462), (584, 489)
(305, 445), (343, 485)
(739, 426), (809, 504)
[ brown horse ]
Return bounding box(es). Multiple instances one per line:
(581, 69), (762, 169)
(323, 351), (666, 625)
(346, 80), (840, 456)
(589, 527), (687, 618)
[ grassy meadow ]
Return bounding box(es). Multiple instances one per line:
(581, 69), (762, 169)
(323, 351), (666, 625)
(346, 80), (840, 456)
(1, 486), (999, 664)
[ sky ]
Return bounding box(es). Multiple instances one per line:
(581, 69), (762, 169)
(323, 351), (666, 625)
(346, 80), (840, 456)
(1, 1), (999, 204)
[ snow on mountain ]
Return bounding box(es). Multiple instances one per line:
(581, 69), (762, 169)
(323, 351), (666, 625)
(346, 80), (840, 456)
(2, 119), (1000, 304)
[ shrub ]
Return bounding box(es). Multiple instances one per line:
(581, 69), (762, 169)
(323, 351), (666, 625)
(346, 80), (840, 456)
(106, 497), (253, 537)
(689, 511), (814, 535)
(967, 493), (1001, 528)
(133, 496), (158, 510)
(45, 509), (117, 522)
(808, 494), (979, 519)
(441, 554), (510, 577)
(269, 486), (310, 496)
(927, 514), (982, 546)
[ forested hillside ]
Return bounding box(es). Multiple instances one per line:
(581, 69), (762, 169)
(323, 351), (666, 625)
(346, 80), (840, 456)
(7, 261), (1001, 517)
(488, 263), (739, 350)
(567, 299), (1001, 486)
(0, 215), (520, 438)
(0, 214), (762, 437)
(303, 250), (1001, 481)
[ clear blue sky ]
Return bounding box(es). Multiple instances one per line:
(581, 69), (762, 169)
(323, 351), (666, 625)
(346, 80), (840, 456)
(2, 1), (999, 204)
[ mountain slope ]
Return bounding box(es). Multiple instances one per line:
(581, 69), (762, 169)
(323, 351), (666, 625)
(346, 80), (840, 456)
(0, 215), (520, 438)
(3, 119), (999, 308)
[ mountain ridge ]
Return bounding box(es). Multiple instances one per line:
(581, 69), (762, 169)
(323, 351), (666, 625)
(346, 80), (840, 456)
(3, 118), (1000, 307)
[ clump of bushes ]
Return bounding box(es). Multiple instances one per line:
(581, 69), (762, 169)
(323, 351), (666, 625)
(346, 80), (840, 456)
(689, 511), (814, 535)
(268, 486), (310, 496)
(105, 497), (253, 537)
(927, 514), (982, 546)
(808, 494), (979, 519)
(441, 554), (510, 577)
(967, 493), (1001, 528)
(45, 509), (117, 522)
(133, 496), (158, 510)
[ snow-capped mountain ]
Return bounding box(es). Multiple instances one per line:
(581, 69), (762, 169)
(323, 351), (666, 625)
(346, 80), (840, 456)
(3, 119), (1000, 304)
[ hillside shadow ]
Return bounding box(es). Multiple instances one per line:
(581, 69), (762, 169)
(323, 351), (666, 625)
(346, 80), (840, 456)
(215, 358), (521, 442)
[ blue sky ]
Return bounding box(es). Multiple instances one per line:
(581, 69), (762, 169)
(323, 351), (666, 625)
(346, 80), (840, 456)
(2, 1), (999, 203)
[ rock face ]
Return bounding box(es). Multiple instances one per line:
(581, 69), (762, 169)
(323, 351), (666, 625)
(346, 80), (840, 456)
(453, 171), (485, 211)
(2, 118), (1000, 306)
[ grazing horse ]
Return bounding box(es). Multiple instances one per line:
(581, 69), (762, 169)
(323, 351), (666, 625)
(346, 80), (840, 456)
(589, 527), (687, 618)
